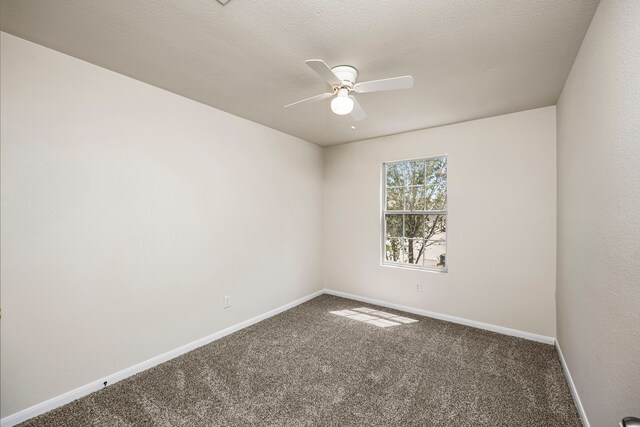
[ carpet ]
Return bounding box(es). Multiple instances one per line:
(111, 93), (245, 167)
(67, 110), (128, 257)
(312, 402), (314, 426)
(20, 295), (581, 426)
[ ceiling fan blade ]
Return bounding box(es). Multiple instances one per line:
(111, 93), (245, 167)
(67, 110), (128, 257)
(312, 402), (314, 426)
(350, 96), (367, 121)
(354, 75), (414, 93)
(305, 59), (341, 85)
(284, 92), (333, 108)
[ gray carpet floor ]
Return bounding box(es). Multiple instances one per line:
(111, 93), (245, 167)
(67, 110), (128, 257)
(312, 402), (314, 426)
(21, 295), (581, 426)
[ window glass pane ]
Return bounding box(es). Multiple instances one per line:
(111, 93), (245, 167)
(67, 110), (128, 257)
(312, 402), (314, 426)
(426, 157), (447, 185)
(385, 214), (403, 238)
(385, 238), (404, 263)
(404, 160), (425, 187)
(405, 238), (425, 265)
(404, 185), (426, 211)
(426, 157), (447, 210)
(425, 215), (446, 240)
(404, 214), (425, 238)
(386, 187), (404, 210)
(386, 163), (405, 187)
(424, 240), (446, 268)
(426, 181), (446, 210)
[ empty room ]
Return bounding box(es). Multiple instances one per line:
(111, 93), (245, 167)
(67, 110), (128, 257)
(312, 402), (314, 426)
(1, 0), (638, 426)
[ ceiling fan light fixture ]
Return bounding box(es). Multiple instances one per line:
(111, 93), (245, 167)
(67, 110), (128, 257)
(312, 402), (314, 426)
(284, 59), (413, 123)
(331, 89), (354, 115)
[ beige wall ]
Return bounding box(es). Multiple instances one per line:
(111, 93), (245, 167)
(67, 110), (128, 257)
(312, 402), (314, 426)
(323, 107), (557, 337)
(556, 1), (640, 426)
(0, 33), (323, 417)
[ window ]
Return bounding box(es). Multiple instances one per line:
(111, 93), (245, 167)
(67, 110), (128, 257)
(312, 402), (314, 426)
(382, 156), (447, 271)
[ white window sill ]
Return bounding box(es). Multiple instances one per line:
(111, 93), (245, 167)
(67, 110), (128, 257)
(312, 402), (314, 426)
(381, 262), (448, 273)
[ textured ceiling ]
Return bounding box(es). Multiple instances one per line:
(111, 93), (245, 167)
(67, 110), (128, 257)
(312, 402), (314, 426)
(0, 0), (599, 146)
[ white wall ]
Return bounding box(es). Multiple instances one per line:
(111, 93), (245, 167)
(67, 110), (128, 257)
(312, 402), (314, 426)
(556, 1), (640, 425)
(323, 107), (557, 337)
(0, 32), (323, 418)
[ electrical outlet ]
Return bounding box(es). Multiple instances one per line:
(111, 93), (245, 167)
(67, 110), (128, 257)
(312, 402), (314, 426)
(416, 283), (423, 292)
(224, 295), (231, 308)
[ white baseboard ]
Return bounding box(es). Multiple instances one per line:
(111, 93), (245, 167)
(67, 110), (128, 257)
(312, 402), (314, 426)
(0, 290), (324, 427)
(555, 340), (590, 427)
(323, 288), (556, 345)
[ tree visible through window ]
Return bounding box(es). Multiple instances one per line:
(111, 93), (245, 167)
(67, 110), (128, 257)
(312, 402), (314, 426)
(383, 156), (447, 270)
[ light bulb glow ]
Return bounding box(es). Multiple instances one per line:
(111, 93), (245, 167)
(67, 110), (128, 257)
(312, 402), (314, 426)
(331, 89), (354, 115)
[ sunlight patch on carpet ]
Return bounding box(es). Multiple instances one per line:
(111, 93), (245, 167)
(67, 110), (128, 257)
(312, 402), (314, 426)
(330, 307), (418, 327)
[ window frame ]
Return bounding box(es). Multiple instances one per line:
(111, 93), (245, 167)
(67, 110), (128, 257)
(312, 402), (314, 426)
(381, 154), (448, 273)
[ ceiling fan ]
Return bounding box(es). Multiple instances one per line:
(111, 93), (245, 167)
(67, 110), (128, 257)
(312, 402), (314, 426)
(284, 59), (414, 121)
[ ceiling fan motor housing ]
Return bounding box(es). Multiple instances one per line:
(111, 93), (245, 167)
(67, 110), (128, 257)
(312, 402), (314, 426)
(331, 65), (358, 89)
